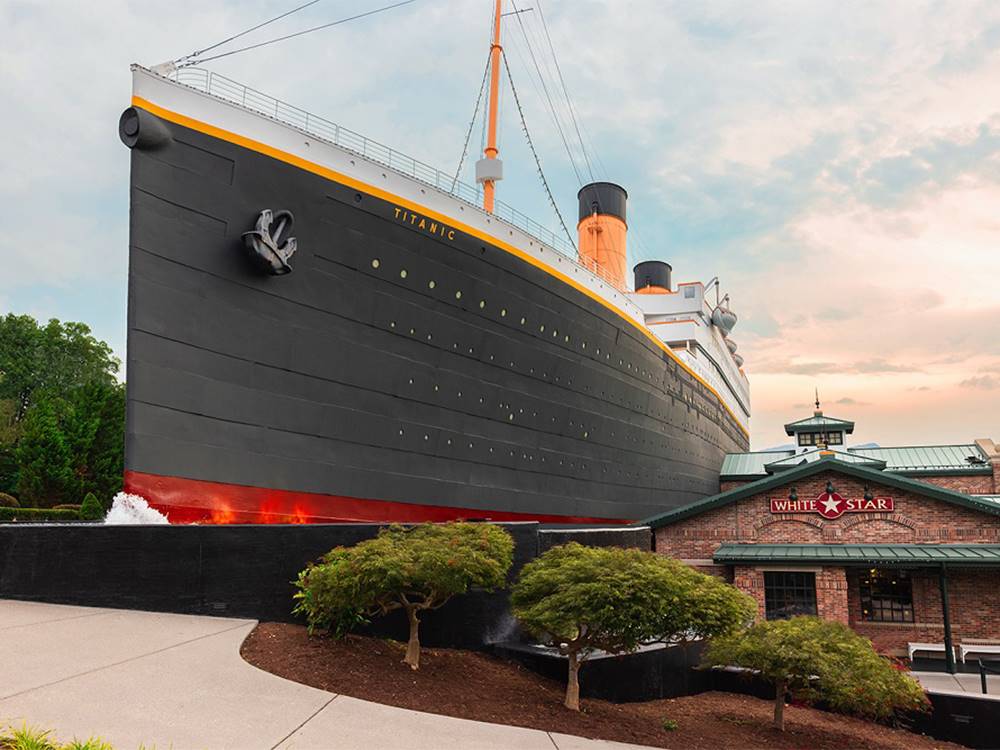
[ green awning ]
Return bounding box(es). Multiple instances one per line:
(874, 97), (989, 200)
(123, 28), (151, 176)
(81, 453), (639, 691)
(713, 543), (1000, 566)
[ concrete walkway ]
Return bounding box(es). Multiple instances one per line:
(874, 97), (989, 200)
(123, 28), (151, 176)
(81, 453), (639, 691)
(0, 600), (651, 750)
(913, 670), (1000, 700)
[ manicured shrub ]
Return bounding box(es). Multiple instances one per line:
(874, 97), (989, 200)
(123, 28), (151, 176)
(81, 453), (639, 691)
(53, 504), (81, 511)
(0, 507), (82, 523)
(294, 522), (515, 670)
(79, 493), (104, 521)
(511, 543), (756, 710)
(705, 616), (930, 731)
(0, 492), (18, 508)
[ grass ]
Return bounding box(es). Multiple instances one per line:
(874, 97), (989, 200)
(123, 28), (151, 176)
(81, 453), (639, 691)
(0, 724), (113, 750)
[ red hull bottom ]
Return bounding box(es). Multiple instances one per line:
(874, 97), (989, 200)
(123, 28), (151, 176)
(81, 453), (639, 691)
(123, 470), (630, 525)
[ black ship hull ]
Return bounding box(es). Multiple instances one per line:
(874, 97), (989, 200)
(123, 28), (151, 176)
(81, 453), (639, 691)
(122, 97), (748, 524)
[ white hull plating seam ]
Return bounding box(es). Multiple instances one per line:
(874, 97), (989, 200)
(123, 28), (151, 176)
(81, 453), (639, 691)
(130, 66), (750, 436)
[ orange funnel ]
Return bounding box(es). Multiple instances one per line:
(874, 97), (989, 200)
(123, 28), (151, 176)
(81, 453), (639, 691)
(577, 182), (628, 289)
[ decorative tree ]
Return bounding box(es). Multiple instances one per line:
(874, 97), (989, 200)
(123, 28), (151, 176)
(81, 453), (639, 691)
(511, 543), (756, 711)
(79, 492), (105, 521)
(294, 522), (514, 670)
(705, 616), (929, 731)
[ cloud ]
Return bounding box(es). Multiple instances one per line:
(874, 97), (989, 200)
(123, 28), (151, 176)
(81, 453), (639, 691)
(960, 375), (999, 390)
(834, 397), (869, 406)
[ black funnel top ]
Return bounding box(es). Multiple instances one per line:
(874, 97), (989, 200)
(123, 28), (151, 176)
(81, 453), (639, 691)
(577, 182), (627, 224)
(634, 261), (672, 292)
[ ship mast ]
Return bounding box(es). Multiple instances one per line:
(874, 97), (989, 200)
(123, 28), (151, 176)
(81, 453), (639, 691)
(478, 0), (504, 212)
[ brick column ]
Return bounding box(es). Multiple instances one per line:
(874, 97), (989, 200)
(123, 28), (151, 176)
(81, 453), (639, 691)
(815, 567), (849, 624)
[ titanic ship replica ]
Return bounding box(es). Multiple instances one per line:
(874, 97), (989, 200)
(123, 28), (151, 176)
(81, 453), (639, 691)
(118, 1), (750, 524)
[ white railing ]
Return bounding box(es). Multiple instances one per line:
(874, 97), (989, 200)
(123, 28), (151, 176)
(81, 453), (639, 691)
(170, 67), (584, 266)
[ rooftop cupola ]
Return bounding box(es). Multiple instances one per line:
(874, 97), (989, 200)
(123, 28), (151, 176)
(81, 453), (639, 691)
(784, 392), (855, 450)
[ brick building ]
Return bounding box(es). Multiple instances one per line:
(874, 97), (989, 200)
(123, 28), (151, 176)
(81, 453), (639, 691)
(644, 405), (1000, 672)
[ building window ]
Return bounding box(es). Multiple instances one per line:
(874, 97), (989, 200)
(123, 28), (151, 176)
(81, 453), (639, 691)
(797, 431), (843, 446)
(859, 569), (914, 623)
(764, 571), (817, 620)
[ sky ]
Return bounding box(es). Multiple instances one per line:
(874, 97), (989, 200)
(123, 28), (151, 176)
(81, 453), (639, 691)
(1, 0), (998, 450)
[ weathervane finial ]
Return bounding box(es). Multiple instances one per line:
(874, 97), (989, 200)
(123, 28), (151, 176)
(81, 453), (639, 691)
(814, 387), (821, 415)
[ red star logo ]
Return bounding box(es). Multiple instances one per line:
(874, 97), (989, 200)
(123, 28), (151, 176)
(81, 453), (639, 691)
(817, 492), (846, 519)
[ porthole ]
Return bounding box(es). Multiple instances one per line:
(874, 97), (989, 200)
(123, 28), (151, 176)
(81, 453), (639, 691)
(433, 385), (439, 392)
(390, 321), (396, 328)
(409, 328), (416, 335)
(584, 431), (589, 438)
(428, 280), (436, 289)
(479, 300), (486, 309)
(399, 429), (404, 435)
(371, 258), (380, 269)
(539, 324), (545, 333)
(455, 291), (463, 300)
(458, 391), (463, 397)
(446, 438), (452, 445)
(500, 309), (507, 317)
(508, 413), (514, 421)
(426, 334), (432, 341)
(565, 335), (570, 343)
(468, 442), (474, 448)
(552, 330), (557, 338)
(424, 434), (429, 441)
(400, 269), (408, 279)
(520, 317), (526, 325)
(408, 378), (414, 385)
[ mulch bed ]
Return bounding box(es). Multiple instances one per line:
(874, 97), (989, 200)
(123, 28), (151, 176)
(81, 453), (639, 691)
(241, 623), (961, 750)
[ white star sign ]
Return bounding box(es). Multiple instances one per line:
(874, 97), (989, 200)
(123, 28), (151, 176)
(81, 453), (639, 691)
(821, 495), (841, 515)
(818, 492), (846, 519)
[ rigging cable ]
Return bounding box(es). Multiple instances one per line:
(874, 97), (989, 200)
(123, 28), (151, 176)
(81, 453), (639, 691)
(502, 49), (576, 251)
(508, 1), (584, 184)
(535, 0), (595, 182)
(175, 0), (327, 66)
(452, 51), (493, 193)
(177, 0), (417, 67)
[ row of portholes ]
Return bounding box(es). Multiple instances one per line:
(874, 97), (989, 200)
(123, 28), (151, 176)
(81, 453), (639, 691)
(371, 256), (667, 378)
(373, 258), (726, 429)
(369, 236), (729, 423)
(391, 424), (679, 482)
(391, 314), (719, 445)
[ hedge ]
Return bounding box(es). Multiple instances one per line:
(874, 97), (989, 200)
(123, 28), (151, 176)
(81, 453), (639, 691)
(0, 507), (88, 523)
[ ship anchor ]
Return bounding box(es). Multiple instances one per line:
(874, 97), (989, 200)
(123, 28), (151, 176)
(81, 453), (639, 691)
(242, 209), (297, 275)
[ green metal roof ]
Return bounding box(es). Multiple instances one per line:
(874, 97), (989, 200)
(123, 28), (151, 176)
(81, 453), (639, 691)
(784, 413), (855, 435)
(638, 455), (1000, 529)
(765, 448), (886, 472)
(714, 543), (1000, 566)
(721, 443), (992, 479)
(848, 444), (991, 475)
(720, 450), (794, 479)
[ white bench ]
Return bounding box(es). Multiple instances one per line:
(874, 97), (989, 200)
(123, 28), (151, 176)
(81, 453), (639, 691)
(959, 643), (1000, 663)
(907, 642), (954, 661)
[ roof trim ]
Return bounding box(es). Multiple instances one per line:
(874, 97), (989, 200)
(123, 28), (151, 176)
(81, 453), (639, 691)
(713, 543), (1000, 566)
(637, 455), (1000, 529)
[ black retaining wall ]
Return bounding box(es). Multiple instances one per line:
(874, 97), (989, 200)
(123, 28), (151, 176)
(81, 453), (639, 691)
(0, 522), (651, 649)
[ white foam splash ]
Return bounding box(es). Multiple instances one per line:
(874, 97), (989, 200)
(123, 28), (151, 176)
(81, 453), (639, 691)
(103, 492), (170, 525)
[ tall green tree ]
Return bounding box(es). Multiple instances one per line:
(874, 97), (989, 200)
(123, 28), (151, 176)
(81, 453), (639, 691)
(294, 522), (515, 670)
(705, 616), (929, 731)
(14, 394), (75, 506)
(511, 543), (756, 711)
(0, 314), (123, 503)
(0, 315), (118, 421)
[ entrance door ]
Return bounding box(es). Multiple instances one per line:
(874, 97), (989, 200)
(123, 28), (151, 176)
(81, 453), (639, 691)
(764, 571), (818, 620)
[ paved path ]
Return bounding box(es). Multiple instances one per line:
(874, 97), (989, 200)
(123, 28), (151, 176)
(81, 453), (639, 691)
(913, 670), (1000, 700)
(0, 600), (651, 750)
